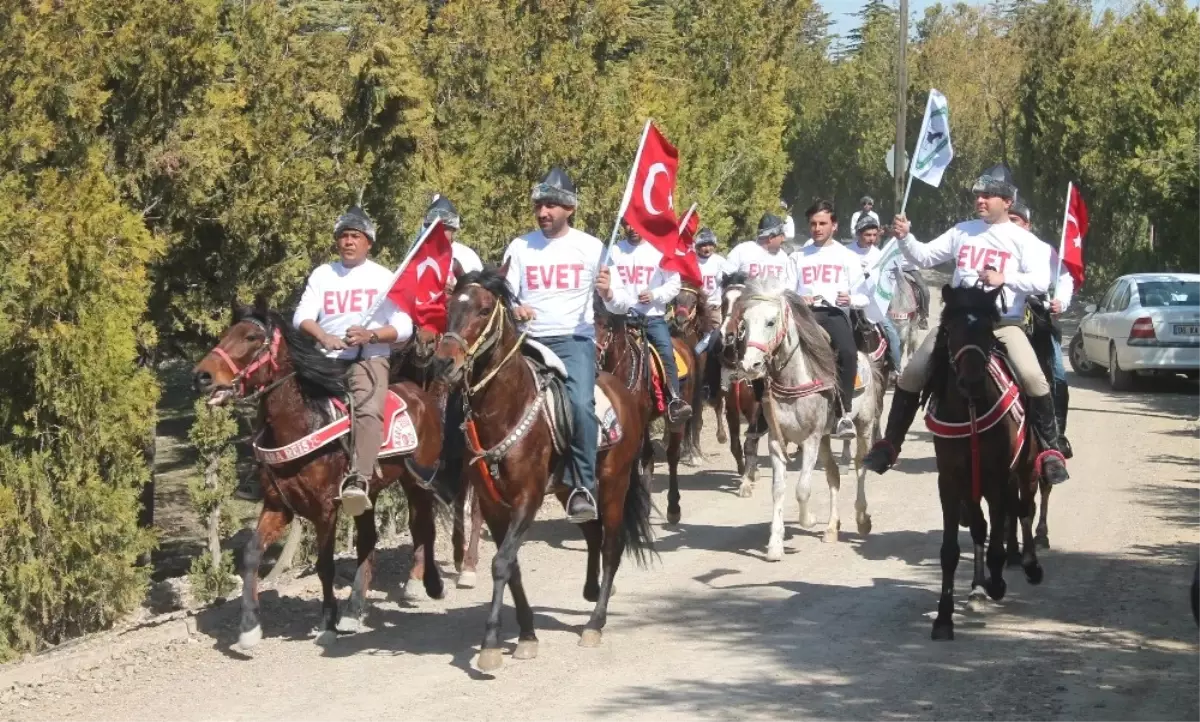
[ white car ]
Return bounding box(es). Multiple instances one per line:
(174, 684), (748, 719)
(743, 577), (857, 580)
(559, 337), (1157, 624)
(1069, 272), (1200, 390)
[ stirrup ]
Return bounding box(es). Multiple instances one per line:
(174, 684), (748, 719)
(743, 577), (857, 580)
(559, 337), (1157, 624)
(338, 472), (373, 516)
(566, 487), (598, 524)
(667, 398), (692, 425)
(1035, 450), (1069, 485)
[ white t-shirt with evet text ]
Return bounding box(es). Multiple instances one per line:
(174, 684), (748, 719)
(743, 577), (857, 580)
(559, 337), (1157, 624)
(720, 241), (796, 290)
(789, 242), (869, 315)
(607, 239), (680, 318)
(292, 259), (414, 360)
(697, 253), (726, 307)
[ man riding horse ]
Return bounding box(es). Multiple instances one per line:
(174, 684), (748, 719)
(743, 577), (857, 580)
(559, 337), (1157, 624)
(292, 205), (413, 517)
(694, 227), (726, 389)
(720, 213), (797, 287)
(848, 212), (904, 373)
(609, 222), (692, 425)
(788, 199), (868, 440)
(500, 166), (631, 522)
(862, 163), (1070, 485)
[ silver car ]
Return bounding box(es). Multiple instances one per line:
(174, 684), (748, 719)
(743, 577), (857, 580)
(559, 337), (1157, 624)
(1069, 272), (1200, 390)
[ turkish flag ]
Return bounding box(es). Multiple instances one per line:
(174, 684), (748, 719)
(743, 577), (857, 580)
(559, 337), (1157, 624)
(1061, 183), (1088, 287)
(678, 203), (700, 244)
(672, 203), (703, 287)
(385, 219), (454, 332)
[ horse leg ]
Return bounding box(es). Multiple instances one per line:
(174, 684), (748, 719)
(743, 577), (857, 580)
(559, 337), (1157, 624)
(402, 483), (445, 600)
(1034, 480), (1051, 549)
(854, 426), (873, 536)
(714, 394), (729, 444)
(932, 474), (960, 640)
(966, 492), (990, 611)
(313, 516), (338, 646)
(666, 429), (683, 525)
(338, 507), (378, 633)
(459, 485), (482, 589)
(236, 506), (290, 650)
(582, 476), (632, 647)
(764, 431), (791, 562)
(984, 488), (1009, 601)
(1019, 477), (1045, 585)
(477, 506), (534, 672)
(1005, 481), (1023, 568)
(404, 483), (426, 589)
(507, 556), (538, 661)
(840, 438), (852, 468)
(453, 484), (466, 574)
(728, 402), (746, 479)
(818, 438), (841, 543)
(794, 436), (819, 530)
(580, 519), (603, 602)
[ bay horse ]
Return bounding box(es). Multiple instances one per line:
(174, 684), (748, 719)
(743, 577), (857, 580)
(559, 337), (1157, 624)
(668, 284), (728, 463)
(717, 272), (765, 491)
(730, 281), (884, 560)
(923, 285), (1044, 641)
(192, 301), (446, 650)
(594, 298), (696, 525)
(432, 269), (653, 671)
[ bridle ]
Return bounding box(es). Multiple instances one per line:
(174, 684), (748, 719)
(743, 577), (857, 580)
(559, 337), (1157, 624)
(441, 284), (527, 396)
(207, 318), (290, 402)
(668, 287), (700, 330)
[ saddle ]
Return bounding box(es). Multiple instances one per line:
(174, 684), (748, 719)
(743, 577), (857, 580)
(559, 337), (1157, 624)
(252, 389), (419, 466)
(924, 351), (1026, 470)
(522, 339), (623, 452)
(850, 309), (890, 366)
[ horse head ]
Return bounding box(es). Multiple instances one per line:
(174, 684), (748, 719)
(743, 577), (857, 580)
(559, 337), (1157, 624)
(719, 272), (749, 368)
(193, 296), (286, 406)
(939, 284), (1003, 401)
(733, 280), (794, 381)
(434, 268), (515, 387)
(667, 284), (706, 335)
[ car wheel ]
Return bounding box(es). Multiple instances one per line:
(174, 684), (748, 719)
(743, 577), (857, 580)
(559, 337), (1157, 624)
(1068, 334), (1101, 377)
(1109, 344), (1135, 391)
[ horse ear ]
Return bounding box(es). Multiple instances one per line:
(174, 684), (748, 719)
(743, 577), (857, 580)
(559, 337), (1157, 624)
(499, 257), (510, 279)
(253, 292), (270, 315)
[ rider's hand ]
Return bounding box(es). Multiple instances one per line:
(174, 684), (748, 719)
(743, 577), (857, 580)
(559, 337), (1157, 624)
(980, 268), (1006, 287)
(835, 291), (851, 307)
(1049, 299), (1063, 315)
(514, 305), (538, 322)
(320, 332), (348, 351)
(343, 325), (374, 346)
(595, 267), (614, 302)
(637, 290), (653, 305)
(892, 214), (911, 239)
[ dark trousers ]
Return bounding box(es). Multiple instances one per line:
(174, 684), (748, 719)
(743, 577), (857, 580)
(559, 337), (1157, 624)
(813, 307), (857, 412)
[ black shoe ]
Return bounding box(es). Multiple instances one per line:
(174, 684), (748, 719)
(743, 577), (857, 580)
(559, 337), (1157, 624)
(1053, 383), (1072, 459)
(1028, 394), (1069, 484)
(863, 389), (922, 474)
(566, 488), (598, 524)
(667, 398), (693, 425)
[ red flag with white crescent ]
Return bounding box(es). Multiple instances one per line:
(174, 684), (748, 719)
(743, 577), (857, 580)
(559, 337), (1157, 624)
(385, 220), (454, 332)
(1060, 183), (1088, 288)
(621, 122), (681, 260)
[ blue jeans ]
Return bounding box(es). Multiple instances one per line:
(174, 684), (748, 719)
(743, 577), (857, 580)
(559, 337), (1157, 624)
(879, 317), (903, 370)
(644, 317), (680, 396)
(1050, 334), (1066, 384)
(537, 335), (598, 494)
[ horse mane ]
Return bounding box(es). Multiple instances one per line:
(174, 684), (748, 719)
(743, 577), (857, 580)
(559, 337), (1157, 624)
(233, 305), (347, 400)
(921, 284), (1001, 405)
(740, 278), (838, 386)
(455, 267), (515, 309)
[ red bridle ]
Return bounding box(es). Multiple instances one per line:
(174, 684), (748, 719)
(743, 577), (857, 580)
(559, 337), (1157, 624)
(210, 327), (283, 397)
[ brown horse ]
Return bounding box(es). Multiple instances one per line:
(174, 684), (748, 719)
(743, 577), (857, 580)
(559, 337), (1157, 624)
(595, 299), (696, 525)
(668, 284), (728, 462)
(432, 269), (654, 671)
(924, 285), (1045, 641)
(192, 301), (446, 650)
(717, 272), (766, 489)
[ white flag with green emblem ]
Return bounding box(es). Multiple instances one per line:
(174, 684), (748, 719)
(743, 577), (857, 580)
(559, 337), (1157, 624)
(864, 238), (907, 323)
(911, 89), (954, 187)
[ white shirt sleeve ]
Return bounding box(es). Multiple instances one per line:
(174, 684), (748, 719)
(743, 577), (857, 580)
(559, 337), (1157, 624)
(846, 257), (869, 309)
(384, 306), (414, 343)
(720, 244), (743, 277)
(651, 268), (681, 305)
(603, 260), (634, 314)
(502, 242), (524, 300)
(1054, 265), (1075, 309)
(292, 270), (323, 328)
(897, 227), (956, 268)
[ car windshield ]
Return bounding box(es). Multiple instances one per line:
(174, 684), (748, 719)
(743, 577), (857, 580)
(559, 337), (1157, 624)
(1136, 280), (1200, 308)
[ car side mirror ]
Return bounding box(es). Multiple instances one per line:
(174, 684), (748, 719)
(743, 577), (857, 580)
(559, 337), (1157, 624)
(1085, 303), (1097, 314)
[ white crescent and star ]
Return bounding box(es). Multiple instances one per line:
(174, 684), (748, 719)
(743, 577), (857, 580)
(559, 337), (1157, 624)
(642, 163), (673, 216)
(417, 257), (446, 301)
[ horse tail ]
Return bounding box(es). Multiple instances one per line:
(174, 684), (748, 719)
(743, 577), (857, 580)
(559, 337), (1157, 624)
(621, 458), (658, 567)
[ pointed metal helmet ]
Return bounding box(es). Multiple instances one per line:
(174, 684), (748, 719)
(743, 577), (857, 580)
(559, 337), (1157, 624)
(333, 205), (377, 243)
(531, 166), (579, 207)
(695, 227), (718, 247)
(860, 195), (875, 206)
(854, 212), (881, 234)
(972, 163), (1018, 199)
(757, 213), (785, 240)
(1009, 198), (1032, 224)
(424, 194), (461, 230)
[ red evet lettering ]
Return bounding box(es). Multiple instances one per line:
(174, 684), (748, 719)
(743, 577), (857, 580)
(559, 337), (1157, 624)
(554, 264), (571, 289)
(365, 289), (378, 307)
(323, 291), (336, 315)
(570, 264), (584, 287)
(336, 291), (351, 313)
(349, 289), (363, 312)
(958, 246), (1013, 274)
(525, 266), (541, 290)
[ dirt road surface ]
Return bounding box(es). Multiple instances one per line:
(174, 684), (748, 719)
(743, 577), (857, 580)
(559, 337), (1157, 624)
(5, 327), (1198, 721)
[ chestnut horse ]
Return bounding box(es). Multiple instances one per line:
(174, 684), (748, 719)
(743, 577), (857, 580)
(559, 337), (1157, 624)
(594, 301), (696, 525)
(432, 269), (654, 672)
(668, 284), (728, 462)
(192, 302), (445, 650)
(924, 285), (1045, 641)
(717, 272), (766, 490)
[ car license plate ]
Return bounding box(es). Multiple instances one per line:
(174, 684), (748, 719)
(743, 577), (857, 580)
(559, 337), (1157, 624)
(1173, 323), (1199, 336)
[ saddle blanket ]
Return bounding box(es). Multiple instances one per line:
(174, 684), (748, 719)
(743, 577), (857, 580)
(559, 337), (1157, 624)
(924, 354), (1026, 469)
(648, 344), (690, 381)
(595, 385), (623, 450)
(253, 390), (418, 465)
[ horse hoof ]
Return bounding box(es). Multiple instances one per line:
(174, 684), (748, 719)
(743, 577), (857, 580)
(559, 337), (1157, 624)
(477, 648), (504, 672)
(666, 509), (681, 525)
(514, 640), (539, 660)
(315, 630), (337, 647)
(986, 578), (1007, 601)
(584, 585), (599, 603)
(856, 514), (873, 536)
(237, 625), (263, 650)
(1034, 534), (1050, 550)
(1024, 563), (1044, 586)
(737, 484), (753, 498)
(931, 624), (955, 641)
(765, 544), (784, 562)
(579, 629), (603, 648)
(967, 587), (989, 612)
(799, 514), (816, 529)
(457, 570), (477, 589)
(823, 528), (839, 544)
(335, 616), (361, 634)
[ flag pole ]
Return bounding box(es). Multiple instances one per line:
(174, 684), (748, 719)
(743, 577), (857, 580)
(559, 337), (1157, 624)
(357, 218), (442, 325)
(893, 0), (909, 218)
(678, 202), (698, 234)
(900, 90), (933, 215)
(602, 119), (652, 267)
(1052, 181), (1072, 300)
